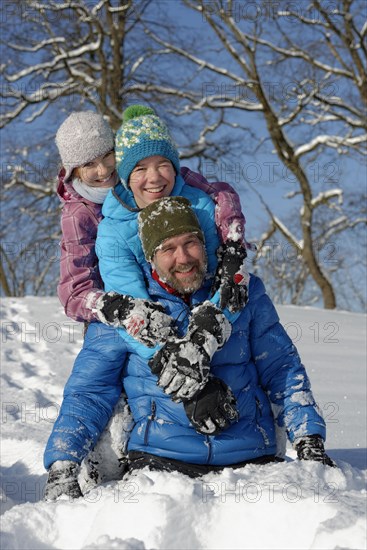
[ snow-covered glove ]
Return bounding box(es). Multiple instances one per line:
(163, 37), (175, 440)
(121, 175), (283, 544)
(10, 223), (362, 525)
(211, 241), (249, 313)
(149, 335), (211, 402)
(95, 292), (174, 347)
(149, 302), (231, 402)
(295, 435), (336, 467)
(184, 377), (239, 435)
(44, 460), (83, 501)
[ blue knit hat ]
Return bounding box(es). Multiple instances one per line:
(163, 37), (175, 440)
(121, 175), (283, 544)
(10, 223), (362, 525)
(115, 105), (180, 187)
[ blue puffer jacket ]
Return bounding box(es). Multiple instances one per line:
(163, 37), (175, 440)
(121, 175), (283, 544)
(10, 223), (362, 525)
(44, 270), (326, 469)
(97, 174), (220, 292)
(96, 174), (232, 353)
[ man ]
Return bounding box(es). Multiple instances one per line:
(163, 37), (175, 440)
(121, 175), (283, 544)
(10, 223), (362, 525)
(45, 197), (333, 498)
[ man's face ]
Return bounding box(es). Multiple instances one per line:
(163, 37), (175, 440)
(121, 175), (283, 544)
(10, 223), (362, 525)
(153, 233), (207, 294)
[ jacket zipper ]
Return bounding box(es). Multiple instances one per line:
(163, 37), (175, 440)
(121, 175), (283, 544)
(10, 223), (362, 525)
(144, 400), (156, 446)
(255, 396), (269, 447)
(255, 396), (262, 417)
(206, 435), (213, 464)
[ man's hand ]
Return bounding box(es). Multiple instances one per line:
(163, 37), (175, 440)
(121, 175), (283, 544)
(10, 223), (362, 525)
(44, 460), (83, 501)
(211, 241), (249, 313)
(184, 377), (239, 435)
(295, 435), (336, 467)
(149, 302), (231, 402)
(149, 336), (211, 402)
(188, 301), (232, 356)
(95, 292), (174, 347)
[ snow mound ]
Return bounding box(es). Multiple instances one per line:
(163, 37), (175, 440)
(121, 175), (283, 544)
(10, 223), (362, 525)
(1, 297), (366, 549)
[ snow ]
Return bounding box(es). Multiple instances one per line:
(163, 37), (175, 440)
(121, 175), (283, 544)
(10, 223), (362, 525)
(1, 297), (366, 550)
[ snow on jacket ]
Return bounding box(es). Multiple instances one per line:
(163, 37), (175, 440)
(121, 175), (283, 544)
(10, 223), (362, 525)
(57, 168), (247, 323)
(44, 271), (326, 469)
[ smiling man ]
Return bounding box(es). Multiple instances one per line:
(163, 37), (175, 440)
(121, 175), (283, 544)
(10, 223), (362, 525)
(128, 196), (333, 475)
(154, 231), (207, 293)
(139, 196), (208, 296)
(44, 196), (334, 499)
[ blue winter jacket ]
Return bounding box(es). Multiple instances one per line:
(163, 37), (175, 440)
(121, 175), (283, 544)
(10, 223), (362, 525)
(98, 174), (220, 281)
(44, 270), (326, 469)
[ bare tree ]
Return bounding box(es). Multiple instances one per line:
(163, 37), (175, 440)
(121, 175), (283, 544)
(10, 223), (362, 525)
(0, 0), (160, 296)
(143, 0), (367, 309)
(1, 0), (366, 310)
(0, 0), (156, 131)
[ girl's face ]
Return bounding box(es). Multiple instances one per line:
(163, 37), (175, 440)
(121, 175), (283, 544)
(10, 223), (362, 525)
(129, 156), (175, 208)
(74, 150), (118, 188)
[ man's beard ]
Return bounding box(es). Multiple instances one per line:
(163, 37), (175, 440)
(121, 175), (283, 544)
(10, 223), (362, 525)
(155, 258), (207, 294)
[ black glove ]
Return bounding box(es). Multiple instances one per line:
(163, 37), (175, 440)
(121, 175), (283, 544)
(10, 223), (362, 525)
(149, 336), (211, 402)
(295, 435), (336, 467)
(96, 292), (174, 347)
(211, 241), (249, 313)
(44, 460), (83, 501)
(184, 377), (239, 435)
(149, 302), (231, 402)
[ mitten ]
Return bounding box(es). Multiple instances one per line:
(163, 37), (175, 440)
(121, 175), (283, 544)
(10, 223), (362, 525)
(149, 302), (231, 402)
(295, 435), (336, 467)
(44, 460), (83, 501)
(184, 377), (239, 435)
(95, 292), (174, 347)
(211, 241), (249, 312)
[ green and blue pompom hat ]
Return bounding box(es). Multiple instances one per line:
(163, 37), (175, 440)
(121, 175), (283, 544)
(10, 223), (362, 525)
(115, 105), (181, 187)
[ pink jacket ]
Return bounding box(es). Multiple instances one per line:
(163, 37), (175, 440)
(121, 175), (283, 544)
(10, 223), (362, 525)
(57, 167), (247, 322)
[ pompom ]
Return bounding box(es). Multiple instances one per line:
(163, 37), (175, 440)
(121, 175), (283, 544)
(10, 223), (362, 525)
(122, 105), (155, 122)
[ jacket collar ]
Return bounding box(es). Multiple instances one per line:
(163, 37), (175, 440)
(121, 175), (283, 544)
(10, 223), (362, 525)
(56, 169), (100, 208)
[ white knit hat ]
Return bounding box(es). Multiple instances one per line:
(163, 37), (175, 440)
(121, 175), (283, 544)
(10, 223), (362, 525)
(55, 111), (114, 182)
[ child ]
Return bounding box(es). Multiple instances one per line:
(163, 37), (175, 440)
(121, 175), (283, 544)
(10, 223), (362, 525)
(44, 106), (250, 499)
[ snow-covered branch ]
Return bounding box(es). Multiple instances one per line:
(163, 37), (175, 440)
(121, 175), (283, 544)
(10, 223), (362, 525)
(295, 134), (367, 158)
(311, 190), (343, 209)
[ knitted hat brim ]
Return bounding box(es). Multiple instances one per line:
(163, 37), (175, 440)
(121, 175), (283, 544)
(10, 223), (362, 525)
(62, 138), (115, 183)
(138, 196), (205, 262)
(146, 227), (204, 262)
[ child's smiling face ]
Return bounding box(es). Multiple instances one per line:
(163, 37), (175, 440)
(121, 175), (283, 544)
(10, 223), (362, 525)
(75, 150), (118, 188)
(128, 155), (176, 208)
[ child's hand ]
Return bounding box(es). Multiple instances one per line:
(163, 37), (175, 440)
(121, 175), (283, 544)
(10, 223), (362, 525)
(96, 292), (174, 347)
(211, 241), (249, 313)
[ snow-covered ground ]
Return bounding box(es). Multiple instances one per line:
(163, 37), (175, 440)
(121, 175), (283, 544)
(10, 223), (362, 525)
(1, 297), (366, 550)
